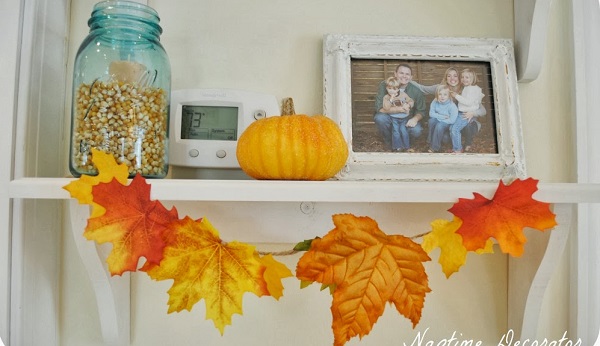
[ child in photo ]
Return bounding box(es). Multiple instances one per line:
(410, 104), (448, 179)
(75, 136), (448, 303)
(428, 85), (458, 152)
(382, 76), (414, 152)
(450, 68), (484, 153)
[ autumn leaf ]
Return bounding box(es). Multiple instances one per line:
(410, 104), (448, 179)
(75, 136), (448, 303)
(450, 178), (557, 257)
(85, 174), (179, 275)
(145, 217), (291, 334)
(63, 148), (129, 218)
(259, 254), (293, 300)
(296, 214), (431, 346)
(293, 238), (319, 251)
(422, 217), (494, 278)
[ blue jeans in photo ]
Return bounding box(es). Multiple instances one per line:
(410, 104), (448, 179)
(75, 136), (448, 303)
(391, 116), (410, 151)
(450, 113), (470, 152)
(373, 112), (423, 149)
(463, 121), (479, 146)
(428, 118), (452, 152)
(442, 121), (479, 147)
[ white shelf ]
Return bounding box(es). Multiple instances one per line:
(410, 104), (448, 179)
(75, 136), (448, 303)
(8, 177), (600, 203)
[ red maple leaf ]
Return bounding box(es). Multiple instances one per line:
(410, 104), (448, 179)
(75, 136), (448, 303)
(85, 175), (179, 275)
(449, 178), (557, 257)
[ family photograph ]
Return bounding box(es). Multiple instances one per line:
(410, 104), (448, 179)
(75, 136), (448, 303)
(351, 59), (498, 154)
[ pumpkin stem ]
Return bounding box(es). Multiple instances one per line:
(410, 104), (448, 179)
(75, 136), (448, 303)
(281, 97), (296, 115)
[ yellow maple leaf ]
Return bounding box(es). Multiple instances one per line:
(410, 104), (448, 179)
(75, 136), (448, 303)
(296, 214), (431, 346)
(63, 148), (129, 218)
(259, 254), (293, 300)
(145, 216), (290, 334)
(422, 217), (494, 278)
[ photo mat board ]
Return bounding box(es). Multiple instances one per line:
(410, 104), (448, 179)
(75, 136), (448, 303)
(323, 34), (526, 181)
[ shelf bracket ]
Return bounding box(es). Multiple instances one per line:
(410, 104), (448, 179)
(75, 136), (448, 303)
(520, 203), (574, 340)
(68, 200), (130, 346)
(514, 0), (553, 82)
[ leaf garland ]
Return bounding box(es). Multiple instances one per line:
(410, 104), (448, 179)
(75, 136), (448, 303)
(63, 150), (557, 346)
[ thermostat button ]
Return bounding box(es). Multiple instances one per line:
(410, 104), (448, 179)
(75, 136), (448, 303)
(189, 149), (199, 157)
(216, 149), (227, 158)
(254, 109), (267, 120)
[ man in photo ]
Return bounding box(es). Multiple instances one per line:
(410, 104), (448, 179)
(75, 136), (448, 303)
(373, 63), (427, 152)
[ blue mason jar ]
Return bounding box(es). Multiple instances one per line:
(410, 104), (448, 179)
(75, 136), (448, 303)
(70, 0), (171, 178)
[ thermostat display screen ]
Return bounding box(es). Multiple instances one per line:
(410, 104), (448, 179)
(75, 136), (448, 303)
(181, 105), (238, 141)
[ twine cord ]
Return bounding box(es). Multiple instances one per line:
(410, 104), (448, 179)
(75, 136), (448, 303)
(253, 231), (432, 256)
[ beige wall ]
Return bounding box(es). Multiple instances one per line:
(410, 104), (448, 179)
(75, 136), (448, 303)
(60, 0), (574, 345)
(161, 0), (514, 116)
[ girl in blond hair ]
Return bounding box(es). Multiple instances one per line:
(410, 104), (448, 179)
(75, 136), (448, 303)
(428, 85), (458, 152)
(449, 68), (484, 153)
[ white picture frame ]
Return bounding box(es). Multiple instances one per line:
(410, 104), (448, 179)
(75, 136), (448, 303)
(323, 34), (526, 181)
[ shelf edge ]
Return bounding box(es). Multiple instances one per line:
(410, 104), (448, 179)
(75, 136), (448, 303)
(7, 178), (600, 203)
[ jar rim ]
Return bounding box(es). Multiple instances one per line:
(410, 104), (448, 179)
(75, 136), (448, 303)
(92, 1), (160, 22)
(90, 0), (162, 35)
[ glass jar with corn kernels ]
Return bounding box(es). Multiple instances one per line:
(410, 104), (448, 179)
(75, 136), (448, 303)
(69, 0), (171, 178)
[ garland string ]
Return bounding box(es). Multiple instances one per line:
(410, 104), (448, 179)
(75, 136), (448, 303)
(252, 231), (433, 256)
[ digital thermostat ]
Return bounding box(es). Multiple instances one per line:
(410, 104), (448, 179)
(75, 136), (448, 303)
(169, 89), (280, 168)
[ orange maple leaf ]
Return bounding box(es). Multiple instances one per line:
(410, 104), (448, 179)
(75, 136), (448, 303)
(145, 217), (291, 334)
(296, 214), (431, 346)
(63, 148), (129, 218)
(449, 178), (557, 257)
(85, 174), (179, 275)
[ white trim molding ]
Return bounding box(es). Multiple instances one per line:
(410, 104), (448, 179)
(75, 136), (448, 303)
(0, 0), (23, 343)
(571, 0), (600, 343)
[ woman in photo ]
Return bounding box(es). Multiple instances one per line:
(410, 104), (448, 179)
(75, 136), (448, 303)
(411, 66), (487, 152)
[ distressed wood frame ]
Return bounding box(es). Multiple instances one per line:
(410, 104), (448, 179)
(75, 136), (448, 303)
(323, 34), (526, 181)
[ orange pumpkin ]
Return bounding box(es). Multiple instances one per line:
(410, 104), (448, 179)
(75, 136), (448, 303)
(236, 114), (348, 180)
